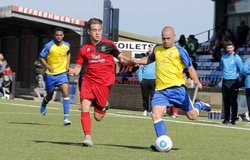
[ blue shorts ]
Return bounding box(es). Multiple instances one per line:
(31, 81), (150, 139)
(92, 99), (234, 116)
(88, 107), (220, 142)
(151, 86), (194, 112)
(45, 72), (69, 93)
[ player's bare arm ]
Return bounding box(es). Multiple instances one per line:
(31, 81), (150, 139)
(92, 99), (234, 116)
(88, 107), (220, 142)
(132, 56), (151, 66)
(68, 64), (82, 76)
(188, 66), (202, 89)
(116, 53), (133, 66)
(66, 53), (71, 71)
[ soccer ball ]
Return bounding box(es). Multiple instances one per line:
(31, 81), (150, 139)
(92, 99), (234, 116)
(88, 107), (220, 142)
(155, 135), (173, 152)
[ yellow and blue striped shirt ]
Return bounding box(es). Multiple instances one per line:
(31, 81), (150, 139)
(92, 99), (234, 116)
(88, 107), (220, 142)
(40, 40), (70, 75)
(149, 44), (192, 90)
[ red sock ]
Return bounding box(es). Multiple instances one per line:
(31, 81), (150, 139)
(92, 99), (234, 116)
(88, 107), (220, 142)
(174, 107), (179, 115)
(170, 106), (174, 115)
(170, 106), (179, 115)
(81, 112), (91, 136)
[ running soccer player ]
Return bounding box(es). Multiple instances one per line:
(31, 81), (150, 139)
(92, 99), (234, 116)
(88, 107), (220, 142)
(39, 27), (72, 126)
(132, 26), (212, 151)
(68, 18), (133, 146)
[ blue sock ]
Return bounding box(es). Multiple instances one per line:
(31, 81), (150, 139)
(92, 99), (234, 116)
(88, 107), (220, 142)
(154, 119), (167, 137)
(194, 102), (201, 114)
(63, 98), (70, 120)
(41, 98), (48, 107)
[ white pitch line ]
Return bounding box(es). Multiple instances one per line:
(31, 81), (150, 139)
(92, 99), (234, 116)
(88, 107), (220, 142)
(107, 112), (250, 131)
(1, 101), (250, 131)
(0, 101), (80, 112)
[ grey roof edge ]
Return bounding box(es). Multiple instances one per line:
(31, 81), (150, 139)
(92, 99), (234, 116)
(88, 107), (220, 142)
(119, 30), (161, 44)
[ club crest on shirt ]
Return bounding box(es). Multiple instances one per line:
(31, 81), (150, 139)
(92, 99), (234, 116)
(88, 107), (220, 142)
(101, 46), (106, 52)
(168, 52), (173, 58)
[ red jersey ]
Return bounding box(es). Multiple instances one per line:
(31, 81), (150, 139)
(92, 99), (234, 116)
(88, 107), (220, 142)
(76, 38), (120, 86)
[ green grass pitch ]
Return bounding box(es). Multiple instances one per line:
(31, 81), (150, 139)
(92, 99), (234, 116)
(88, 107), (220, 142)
(0, 99), (249, 160)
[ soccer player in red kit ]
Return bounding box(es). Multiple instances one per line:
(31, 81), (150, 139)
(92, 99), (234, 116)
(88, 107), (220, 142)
(69, 18), (133, 146)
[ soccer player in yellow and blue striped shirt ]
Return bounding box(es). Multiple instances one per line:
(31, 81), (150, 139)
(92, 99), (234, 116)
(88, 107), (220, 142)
(39, 27), (72, 126)
(132, 26), (211, 151)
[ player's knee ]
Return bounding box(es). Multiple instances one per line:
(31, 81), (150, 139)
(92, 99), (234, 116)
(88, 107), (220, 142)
(188, 116), (197, 120)
(187, 113), (198, 120)
(186, 110), (198, 120)
(94, 117), (101, 121)
(62, 93), (69, 97)
(94, 112), (105, 121)
(94, 115), (104, 121)
(151, 112), (162, 120)
(45, 95), (52, 101)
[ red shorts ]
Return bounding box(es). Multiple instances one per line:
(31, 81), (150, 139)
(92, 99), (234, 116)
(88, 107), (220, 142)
(80, 80), (111, 115)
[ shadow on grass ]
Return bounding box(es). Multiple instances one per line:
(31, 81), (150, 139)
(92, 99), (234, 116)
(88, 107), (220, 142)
(33, 140), (81, 147)
(100, 144), (179, 152)
(32, 140), (179, 151)
(9, 121), (59, 126)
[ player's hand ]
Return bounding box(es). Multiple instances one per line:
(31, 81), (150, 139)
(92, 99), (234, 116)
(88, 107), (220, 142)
(131, 58), (139, 66)
(193, 79), (202, 89)
(68, 68), (75, 76)
(66, 66), (71, 71)
(195, 81), (202, 89)
(48, 66), (54, 73)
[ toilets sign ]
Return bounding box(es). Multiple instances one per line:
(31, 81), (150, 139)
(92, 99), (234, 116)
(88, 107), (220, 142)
(115, 41), (155, 52)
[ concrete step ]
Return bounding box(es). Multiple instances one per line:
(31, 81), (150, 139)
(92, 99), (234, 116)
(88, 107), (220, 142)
(14, 87), (34, 99)
(14, 87), (62, 102)
(16, 94), (34, 100)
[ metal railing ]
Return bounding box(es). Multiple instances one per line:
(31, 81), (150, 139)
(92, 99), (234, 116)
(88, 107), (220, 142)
(194, 28), (214, 42)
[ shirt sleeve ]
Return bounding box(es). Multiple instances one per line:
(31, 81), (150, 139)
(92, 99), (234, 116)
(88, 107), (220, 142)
(40, 42), (53, 58)
(63, 41), (71, 55)
(235, 54), (243, 77)
(76, 47), (86, 66)
(148, 52), (155, 62)
(138, 67), (143, 82)
(243, 58), (250, 75)
(178, 45), (192, 69)
(110, 41), (121, 58)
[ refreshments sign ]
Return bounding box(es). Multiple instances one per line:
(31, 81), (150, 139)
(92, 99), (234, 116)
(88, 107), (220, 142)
(12, 5), (85, 26)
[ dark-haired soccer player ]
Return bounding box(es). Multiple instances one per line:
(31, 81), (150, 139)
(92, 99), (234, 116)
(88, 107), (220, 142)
(221, 41), (243, 125)
(69, 18), (133, 146)
(39, 27), (72, 126)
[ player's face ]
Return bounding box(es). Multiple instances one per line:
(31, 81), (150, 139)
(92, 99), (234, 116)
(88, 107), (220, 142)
(54, 31), (64, 43)
(226, 45), (234, 54)
(3, 75), (9, 81)
(88, 24), (103, 43)
(162, 29), (175, 49)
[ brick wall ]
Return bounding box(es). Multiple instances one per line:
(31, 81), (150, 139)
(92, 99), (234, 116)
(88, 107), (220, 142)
(108, 84), (225, 115)
(109, 84), (143, 111)
(46, 82), (246, 117)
